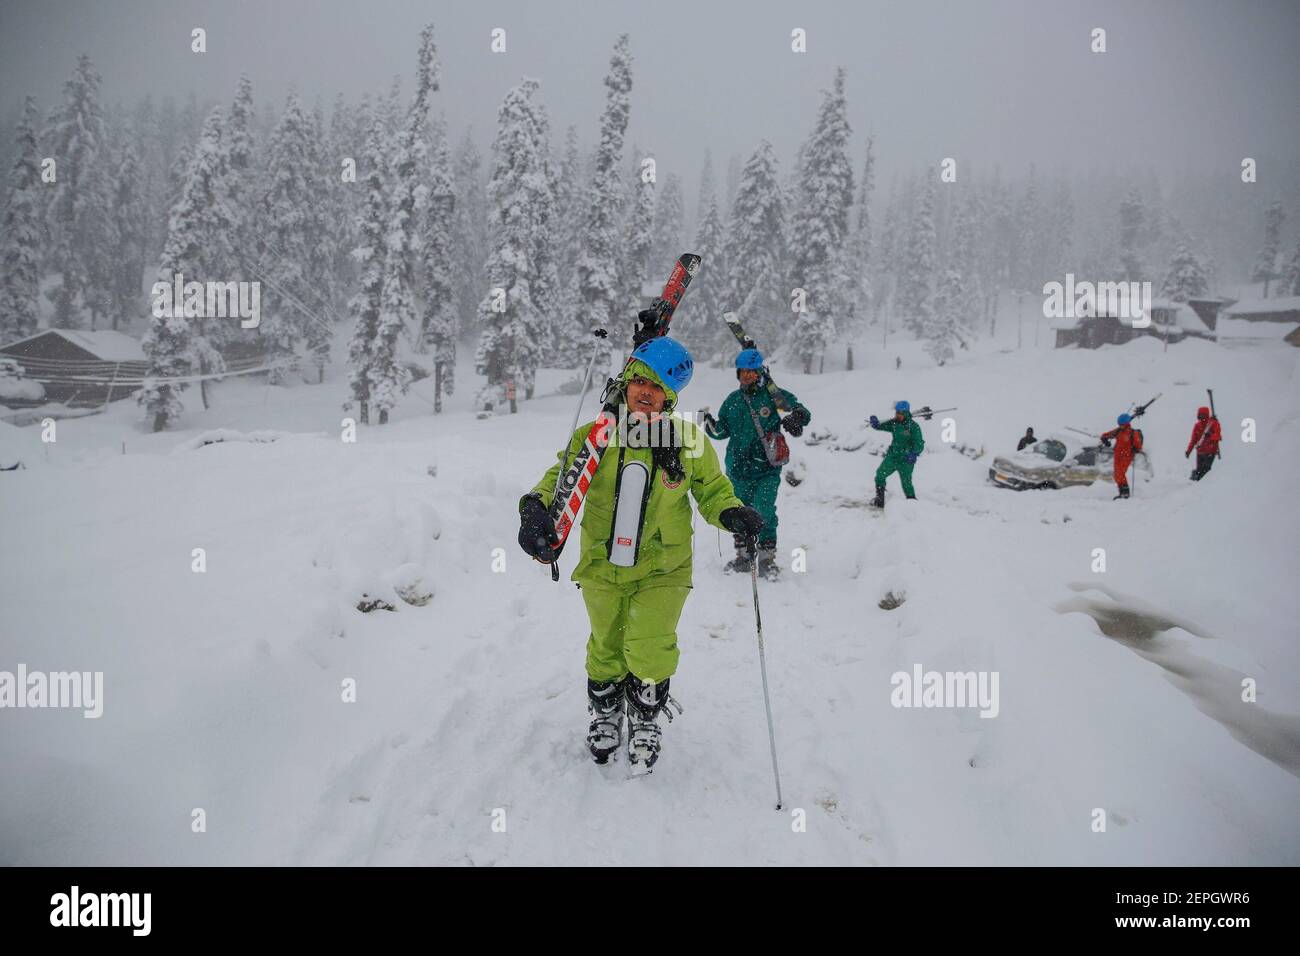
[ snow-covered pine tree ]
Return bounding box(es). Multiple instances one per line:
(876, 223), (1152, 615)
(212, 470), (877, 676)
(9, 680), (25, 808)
(832, 134), (874, 344)
(108, 139), (148, 331)
(1014, 165), (1042, 292)
(788, 68), (854, 370)
(896, 179), (936, 338)
(420, 117), (456, 411)
(373, 24), (439, 423)
(925, 268), (962, 366)
(676, 151), (726, 355)
(474, 78), (557, 409)
(1118, 187), (1145, 283)
(619, 147), (655, 315)
(451, 130), (488, 348)
(258, 91), (317, 381)
(346, 120), (387, 426)
(948, 192), (981, 349)
(224, 75), (257, 277)
(0, 97), (43, 342)
(44, 54), (112, 329)
(1281, 234), (1300, 297)
(1250, 200), (1285, 296)
(723, 140), (786, 350)
(1160, 235), (1209, 302)
(573, 34), (633, 373)
(140, 107), (232, 429)
(650, 172), (684, 283)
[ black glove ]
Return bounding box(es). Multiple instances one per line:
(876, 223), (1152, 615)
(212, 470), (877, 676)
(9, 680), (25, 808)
(632, 308), (662, 347)
(518, 493), (559, 563)
(1185, 449), (1191, 459)
(1100, 437), (1111, 448)
(720, 506), (764, 541)
(780, 407), (810, 436)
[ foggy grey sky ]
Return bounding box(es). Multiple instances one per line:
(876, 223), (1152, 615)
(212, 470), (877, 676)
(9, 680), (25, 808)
(2, 0), (1298, 191)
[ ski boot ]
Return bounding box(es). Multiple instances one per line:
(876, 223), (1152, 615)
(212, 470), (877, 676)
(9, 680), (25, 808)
(756, 545), (780, 581)
(1113, 484), (1130, 500)
(870, 484), (886, 509)
(586, 677), (626, 764)
(625, 676), (682, 772)
(723, 534), (755, 574)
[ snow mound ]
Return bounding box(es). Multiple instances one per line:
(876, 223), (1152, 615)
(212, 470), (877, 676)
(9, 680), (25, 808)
(175, 428), (294, 451)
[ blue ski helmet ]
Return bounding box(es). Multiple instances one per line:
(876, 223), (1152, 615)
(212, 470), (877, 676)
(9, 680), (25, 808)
(1117, 413), (1132, 425)
(629, 336), (694, 394)
(736, 348), (765, 370)
(895, 400), (911, 413)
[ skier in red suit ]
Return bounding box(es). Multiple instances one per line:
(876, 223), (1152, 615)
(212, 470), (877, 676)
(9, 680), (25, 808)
(1185, 406), (1221, 481)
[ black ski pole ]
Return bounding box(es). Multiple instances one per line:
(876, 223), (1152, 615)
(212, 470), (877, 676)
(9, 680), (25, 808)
(549, 329), (608, 581)
(748, 541), (784, 810)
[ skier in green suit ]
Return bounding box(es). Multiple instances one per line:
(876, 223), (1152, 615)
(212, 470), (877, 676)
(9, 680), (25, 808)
(702, 348), (811, 579)
(517, 336), (763, 770)
(870, 400), (925, 508)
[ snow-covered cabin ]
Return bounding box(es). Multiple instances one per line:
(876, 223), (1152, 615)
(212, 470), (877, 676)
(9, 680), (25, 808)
(1052, 310), (1140, 349)
(0, 329), (148, 407)
(1142, 297), (1222, 343)
(1223, 296), (1300, 326)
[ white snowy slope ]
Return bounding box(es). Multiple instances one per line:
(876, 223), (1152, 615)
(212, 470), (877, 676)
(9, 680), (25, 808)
(1, 335), (1297, 865)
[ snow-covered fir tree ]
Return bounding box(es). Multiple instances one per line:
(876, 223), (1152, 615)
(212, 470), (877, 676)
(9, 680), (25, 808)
(420, 118), (457, 411)
(0, 97), (43, 342)
(258, 91), (321, 380)
(140, 108), (232, 429)
(372, 25), (439, 423)
(451, 130), (488, 348)
(474, 78), (558, 408)
(554, 125), (585, 311)
(619, 148), (655, 314)
(223, 75), (258, 277)
(346, 120), (387, 425)
(832, 134), (874, 342)
(1118, 187), (1145, 282)
(789, 69), (853, 372)
(573, 34), (632, 373)
(651, 172), (684, 280)
(1250, 200), (1285, 295)
(108, 139), (148, 330)
(925, 268), (963, 366)
(44, 54), (113, 328)
(896, 180), (936, 337)
(677, 151), (726, 355)
(1281, 234), (1300, 297)
(1160, 235), (1209, 302)
(723, 140), (786, 350)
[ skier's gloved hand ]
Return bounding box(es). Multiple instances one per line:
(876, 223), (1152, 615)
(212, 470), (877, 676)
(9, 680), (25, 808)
(518, 493), (559, 563)
(1100, 437), (1111, 448)
(905, 452), (919, 465)
(1185, 449), (1191, 459)
(632, 308), (662, 347)
(780, 414), (803, 437)
(869, 415), (880, 428)
(720, 506), (764, 544)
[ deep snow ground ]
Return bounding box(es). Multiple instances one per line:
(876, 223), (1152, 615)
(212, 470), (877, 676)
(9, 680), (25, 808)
(2, 334), (1298, 865)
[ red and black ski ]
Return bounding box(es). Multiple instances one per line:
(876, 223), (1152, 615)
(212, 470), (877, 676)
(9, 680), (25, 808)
(546, 253), (702, 567)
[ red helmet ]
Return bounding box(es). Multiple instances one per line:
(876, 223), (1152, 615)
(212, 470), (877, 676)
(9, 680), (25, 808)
(1197, 406), (1209, 419)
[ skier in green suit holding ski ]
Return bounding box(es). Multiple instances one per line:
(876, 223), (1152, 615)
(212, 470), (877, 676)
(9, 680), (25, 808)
(517, 336), (763, 771)
(870, 400), (925, 508)
(702, 348), (811, 579)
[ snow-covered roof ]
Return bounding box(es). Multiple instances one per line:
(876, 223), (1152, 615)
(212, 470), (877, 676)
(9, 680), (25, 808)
(1226, 296), (1300, 316)
(1147, 300), (1213, 335)
(0, 328), (147, 361)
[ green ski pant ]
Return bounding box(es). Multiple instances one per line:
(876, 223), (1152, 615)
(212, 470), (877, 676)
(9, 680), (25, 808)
(581, 581), (691, 685)
(729, 470), (781, 547)
(875, 455), (916, 497)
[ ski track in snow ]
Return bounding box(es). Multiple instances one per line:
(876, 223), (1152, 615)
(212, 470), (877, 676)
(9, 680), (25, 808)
(1, 336), (1298, 865)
